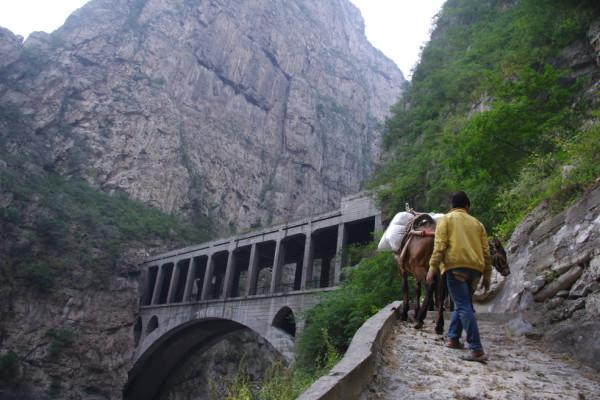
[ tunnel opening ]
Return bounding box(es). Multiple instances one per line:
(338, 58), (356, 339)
(157, 263), (174, 304)
(231, 246), (251, 298)
(172, 259), (190, 303)
(253, 241), (276, 295)
(191, 255), (208, 301)
(210, 251), (229, 299)
(143, 266), (159, 306)
(278, 235), (306, 293)
(309, 226), (338, 289)
(345, 216), (376, 267)
(272, 306), (296, 337)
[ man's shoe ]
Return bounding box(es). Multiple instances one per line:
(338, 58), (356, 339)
(446, 339), (464, 349)
(460, 350), (488, 363)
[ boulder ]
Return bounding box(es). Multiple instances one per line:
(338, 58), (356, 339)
(534, 266), (583, 302)
(530, 275), (547, 293)
(569, 255), (600, 298)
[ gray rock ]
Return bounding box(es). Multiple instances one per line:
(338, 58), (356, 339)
(519, 290), (535, 311)
(546, 297), (565, 310)
(530, 275), (547, 293)
(550, 298), (586, 322)
(551, 252), (590, 275)
(0, 27), (22, 68)
(535, 266), (584, 302)
(555, 290), (570, 298)
(589, 255), (600, 280)
(569, 255), (600, 298)
(585, 292), (600, 317)
(506, 315), (535, 337)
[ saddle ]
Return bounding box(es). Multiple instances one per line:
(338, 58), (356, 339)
(395, 213), (436, 273)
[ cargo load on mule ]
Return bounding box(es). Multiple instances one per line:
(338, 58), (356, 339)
(377, 205), (510, 335)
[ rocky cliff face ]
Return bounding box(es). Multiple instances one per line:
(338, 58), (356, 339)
(485, 181), (600, 370)
(0, 0), (404, 234)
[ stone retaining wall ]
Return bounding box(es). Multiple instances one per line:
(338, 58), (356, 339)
(297, 301), (402, 400)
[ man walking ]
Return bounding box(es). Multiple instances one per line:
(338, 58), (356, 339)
(426, 191), (492, 362)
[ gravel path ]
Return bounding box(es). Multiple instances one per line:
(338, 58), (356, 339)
(362, 315), (600, 399)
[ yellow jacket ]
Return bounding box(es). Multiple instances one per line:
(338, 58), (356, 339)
(429, 208), (492, 281)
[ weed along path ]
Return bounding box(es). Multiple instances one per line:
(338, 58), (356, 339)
(361, 315), (600, 399)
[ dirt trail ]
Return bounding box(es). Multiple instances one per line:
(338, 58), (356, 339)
(362, 315), (600, 399)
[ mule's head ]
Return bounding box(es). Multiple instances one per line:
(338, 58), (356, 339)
(490, 237), (510, 276)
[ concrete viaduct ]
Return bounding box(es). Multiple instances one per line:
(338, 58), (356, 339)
(124, 194), (382, 400)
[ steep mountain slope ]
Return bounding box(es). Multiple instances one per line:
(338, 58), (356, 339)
(374, 0), (599, 232)
(0, 0), (404, 234)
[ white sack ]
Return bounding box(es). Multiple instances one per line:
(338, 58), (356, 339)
(390, 211), (414, 226)
(385, 224), (407, 251)
(377, 233), (393, 251)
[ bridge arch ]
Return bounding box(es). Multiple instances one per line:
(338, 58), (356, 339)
(272, 306), (296, 337)
(125, 318), (253, 400)
(146, 315), (158, 334)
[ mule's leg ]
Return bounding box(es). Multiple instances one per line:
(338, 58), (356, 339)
(400, 271), (409, 321)
(429, 291), (435, 311)
(435, 275), (446, 335)
(413, 281), (421, 320)
(415, 281), (436, 329)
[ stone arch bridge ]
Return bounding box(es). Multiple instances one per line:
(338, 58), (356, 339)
(124, 194), (382, 399)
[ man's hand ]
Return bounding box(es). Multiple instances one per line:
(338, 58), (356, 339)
(426, 268), (436, 285)
(480, 277), (490, 292)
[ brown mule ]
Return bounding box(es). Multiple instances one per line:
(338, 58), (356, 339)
(393, 215), (511, 335)
(394, 214), (446, 334)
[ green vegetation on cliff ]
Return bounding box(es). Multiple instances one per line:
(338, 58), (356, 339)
(0, 167), (211, 291)
(374, 0), (600, 237)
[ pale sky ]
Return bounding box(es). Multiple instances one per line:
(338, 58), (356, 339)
(0, 0), (445, 79)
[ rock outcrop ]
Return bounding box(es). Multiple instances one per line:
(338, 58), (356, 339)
(485, 181), (600, 370)
(0, 0), (404, 234)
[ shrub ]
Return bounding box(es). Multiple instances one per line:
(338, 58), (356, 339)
(296, 244), (404, 371)
(0, 206), (22, 225)
(23, 263), (57, 292)
(0, 351), (19, 382)
(47, 328), (75, 358)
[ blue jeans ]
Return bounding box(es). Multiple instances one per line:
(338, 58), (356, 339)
(446, 269), (483, 352)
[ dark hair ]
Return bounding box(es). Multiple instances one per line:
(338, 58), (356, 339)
(451, 191), (470, 209)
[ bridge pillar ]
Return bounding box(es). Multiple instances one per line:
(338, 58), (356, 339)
(150, 265), (164, 305)
(300, 231), (314, 289)
(270, 237), (285, 293)
(201, 254), (215, 300)
(375, 213), (383, 233)
(245, 244), (259, 296)
(334, 223), (348, 285)
(222, 244), (237, 299)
